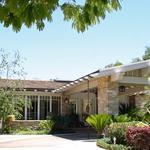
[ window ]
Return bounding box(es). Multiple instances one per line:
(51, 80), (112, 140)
(124, 69), (142, 77)
(40, 96), (50, 120)
(52, 96), (61, 115)
(27, 95), (38, 120)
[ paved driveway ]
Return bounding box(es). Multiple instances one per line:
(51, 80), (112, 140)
(0, 134), (104, 150)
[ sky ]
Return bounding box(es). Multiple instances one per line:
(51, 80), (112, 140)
(0, 0), (150, 81)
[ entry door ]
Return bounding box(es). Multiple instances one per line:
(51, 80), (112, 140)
(129, 95), (135, 107)
(52, 96), (61, 116)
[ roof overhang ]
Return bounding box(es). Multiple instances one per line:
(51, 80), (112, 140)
(53, 60), (150, 93)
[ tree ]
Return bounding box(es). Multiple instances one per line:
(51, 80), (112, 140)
(0, 49), (25, 79)
(105, 60), (123, 68)
(0, 0), (121, 32)
(131, 57), (141, 63)
(0, 49), (25, 133)
(0, 89), (24, 133)
(143, 47), (150, 60)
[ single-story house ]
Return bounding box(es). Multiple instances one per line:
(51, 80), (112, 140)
(0, 60), (150, 120)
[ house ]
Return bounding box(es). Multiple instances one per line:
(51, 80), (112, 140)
(0, 60), (150, 120)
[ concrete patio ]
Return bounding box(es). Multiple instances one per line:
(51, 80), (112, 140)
(0, 134), (104, 150)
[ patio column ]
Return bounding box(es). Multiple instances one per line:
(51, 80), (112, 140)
(50, 96), (52, 113)
(37, 96), (40, 120)
(24, 96), (27, 120)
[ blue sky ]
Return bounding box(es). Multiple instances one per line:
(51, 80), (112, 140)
(1, 0), (150, 80)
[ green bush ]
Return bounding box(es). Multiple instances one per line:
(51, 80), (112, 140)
(12, 128), (48, 135)
(39, 119), (55, 131)
(108, 122), (139, 145)
(114, 114), (131, 122)
(97, 138), (130, 150)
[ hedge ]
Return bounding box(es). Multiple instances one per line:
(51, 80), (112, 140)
(126, 126), (150, 150)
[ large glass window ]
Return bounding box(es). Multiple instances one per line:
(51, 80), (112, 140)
(52, 96), (61, 115)
(40, 96), (50, 120)
(27, 95), (38, 120)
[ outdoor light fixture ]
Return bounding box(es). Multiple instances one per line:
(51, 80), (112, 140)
(64, 97), (69, 104)
(119, 86), (125, 92)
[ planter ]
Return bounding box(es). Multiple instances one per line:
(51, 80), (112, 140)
(7, 115), (15, 122)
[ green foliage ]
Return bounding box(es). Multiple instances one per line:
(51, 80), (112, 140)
(0, 89), (25, 133)
(12, 128), (48, 135)
(0, 0), (121, 32)
(97, 138), (130, 150)
(0, 49), (25, 133)
(119, 103), (132, 115)
(131, 57), (141, 63)
(143, 46), (150, 60)
(86, 114), (111, 133)
(105, 60), (123, 68)
(119, 103), (146, 121)
(135, 122), (149, 127)
(39, 119), (55, 131)
(108, 122), (139, 145)
(114, 114), (131, 122)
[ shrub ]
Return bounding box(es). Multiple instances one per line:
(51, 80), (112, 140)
(86, 114), (111, 135)
(135, 122), (149, 127)
(126, 126), (150, 150)
(39, 119), (55, 131)
(114, 114), (131, 122)
(108, 122), (139, 145)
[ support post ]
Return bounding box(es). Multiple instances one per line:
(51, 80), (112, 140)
(25, 96), (27, 120)
(50, 96), (52, 113)
(37, 96), (40, 120)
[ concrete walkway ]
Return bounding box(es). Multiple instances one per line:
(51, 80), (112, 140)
(0, 134), (104, 150)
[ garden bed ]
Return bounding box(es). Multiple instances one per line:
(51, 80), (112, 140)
(97, 138), (130, 150)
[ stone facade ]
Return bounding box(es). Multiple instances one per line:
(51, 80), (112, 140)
(97, 77), (109, 114)
(11, 120), (40, 129)
(97, 77), (119, 115)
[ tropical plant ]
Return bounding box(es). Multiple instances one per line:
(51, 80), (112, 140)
(118, 103), (132, 115)
(86, 114), (111, 135)
(115, 114), (131, 122)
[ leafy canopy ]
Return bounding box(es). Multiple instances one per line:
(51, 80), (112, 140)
(0, 0), (121, 32)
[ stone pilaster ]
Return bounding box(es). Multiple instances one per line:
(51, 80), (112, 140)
(97, 77), (119, 115)
(108, 81), (119, 115)
(97, 77), (109, 114)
